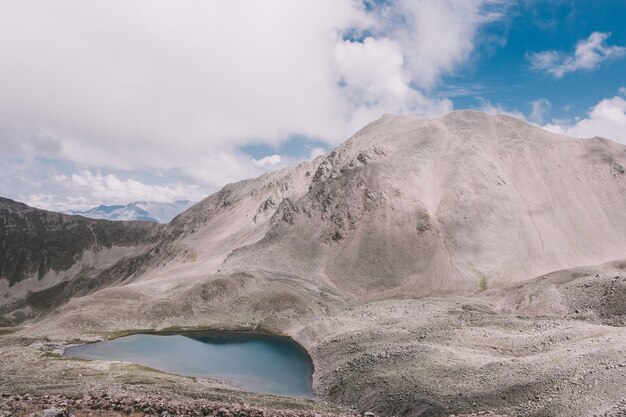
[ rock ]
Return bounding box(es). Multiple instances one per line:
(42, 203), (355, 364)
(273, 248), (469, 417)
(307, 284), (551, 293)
(0, 196), (162, 325)
(42, 408), (67, 417)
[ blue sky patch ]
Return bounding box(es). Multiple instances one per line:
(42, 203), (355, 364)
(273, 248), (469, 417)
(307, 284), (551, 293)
(446, 0), (626, 120)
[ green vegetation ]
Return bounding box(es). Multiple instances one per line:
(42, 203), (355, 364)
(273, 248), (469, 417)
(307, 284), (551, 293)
(65, 338), (92, 345)
(0, 327), (19, 335)
(479, 274), (488, 291)
(102, 328), (150, 340)
(41, 352), (89, 361)
(100, 324), (275, 340)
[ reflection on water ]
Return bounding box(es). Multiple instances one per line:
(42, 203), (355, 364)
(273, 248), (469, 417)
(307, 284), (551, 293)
(65, 332), (313, 397)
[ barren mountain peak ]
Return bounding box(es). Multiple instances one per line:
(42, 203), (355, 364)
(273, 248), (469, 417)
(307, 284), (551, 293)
(2, 112), (626, 417)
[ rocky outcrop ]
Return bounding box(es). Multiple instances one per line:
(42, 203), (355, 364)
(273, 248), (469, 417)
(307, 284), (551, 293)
(0, 393), (366, 417)
(0, 197), (161, 324)
(0, 197), (160, 286)
(222, 111), (626, 298)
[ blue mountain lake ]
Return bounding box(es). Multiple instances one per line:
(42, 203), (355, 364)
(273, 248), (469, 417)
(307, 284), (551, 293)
(64, 332), (314, 397)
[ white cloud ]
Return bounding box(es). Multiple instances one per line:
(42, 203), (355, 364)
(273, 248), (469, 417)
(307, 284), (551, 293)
(528, 32), (626, 78)
(335, 37), (410, 107)
(529, 98), (551, 124)
(0, 0), (509, 208)
(475, 97), (526, 120)
(0, 125), (62, 159)
(181, 153), (262, 189)
(22, 169), (206, 212)
(373, 0), (508, 88)
(543, 94), (626, 144)
(68, 170), (202, 204)
(309, 147), (327, 159)
(333, 35), (453, 133)
(252, 155), (282, 169)
(22, 194), (92, 212)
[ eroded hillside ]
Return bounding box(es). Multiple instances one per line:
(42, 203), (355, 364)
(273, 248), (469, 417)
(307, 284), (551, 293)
(2, 111), (626, 417)
(0, 197), (161, 324)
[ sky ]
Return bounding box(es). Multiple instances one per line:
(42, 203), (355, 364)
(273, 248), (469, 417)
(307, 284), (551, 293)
(0, 0), (625, 211)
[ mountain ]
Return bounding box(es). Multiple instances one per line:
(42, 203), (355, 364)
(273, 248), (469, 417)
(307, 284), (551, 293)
(0, 197), (162, 325)
(219, 111), (626, 298)
(65, 200), (195, 223)
(2, 111), (626, 417)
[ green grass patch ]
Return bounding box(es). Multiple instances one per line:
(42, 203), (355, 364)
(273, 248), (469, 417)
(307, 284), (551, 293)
(65, 338), (92, 345)
(479, 274), (488, 291)
(0, 327), (19, 335)
(100, 324), (274, 340)
(41, 351), (89, 361)
(113, 363), (187, 385)
(121, 363), (169, 375)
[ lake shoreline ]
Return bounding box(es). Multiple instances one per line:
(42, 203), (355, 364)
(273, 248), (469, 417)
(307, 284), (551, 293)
(63, 332), (314, 398)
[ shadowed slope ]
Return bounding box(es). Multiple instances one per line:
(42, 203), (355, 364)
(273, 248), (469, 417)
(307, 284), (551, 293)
(0, 197), (161, 324)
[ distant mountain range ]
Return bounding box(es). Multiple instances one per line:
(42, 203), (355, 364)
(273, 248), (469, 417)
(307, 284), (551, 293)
(65, 200), (195, 223)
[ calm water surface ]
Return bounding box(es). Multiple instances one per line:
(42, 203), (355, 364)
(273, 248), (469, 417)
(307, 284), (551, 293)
(64, 332), (313, 397)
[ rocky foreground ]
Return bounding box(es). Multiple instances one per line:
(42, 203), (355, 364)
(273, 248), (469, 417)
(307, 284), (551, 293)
(0, 394), (509, 417)
(0, 393), (356, 417)
(3, 266), (626, 417)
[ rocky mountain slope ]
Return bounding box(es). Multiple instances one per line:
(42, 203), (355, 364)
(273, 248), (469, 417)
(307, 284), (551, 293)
(220, 111), (626, 299)
(0, 197), (161, 325)
(1, 111), (626, 417)
(55, 110), (626, 310)
(65, 200), (195, 223)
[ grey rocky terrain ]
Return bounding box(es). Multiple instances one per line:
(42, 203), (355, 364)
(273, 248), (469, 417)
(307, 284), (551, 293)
(1, 111), (625, 416)
(0, 198), (161, 325)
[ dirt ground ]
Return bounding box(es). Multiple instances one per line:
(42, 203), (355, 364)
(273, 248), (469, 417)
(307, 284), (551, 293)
(2, 266), (625, 417)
